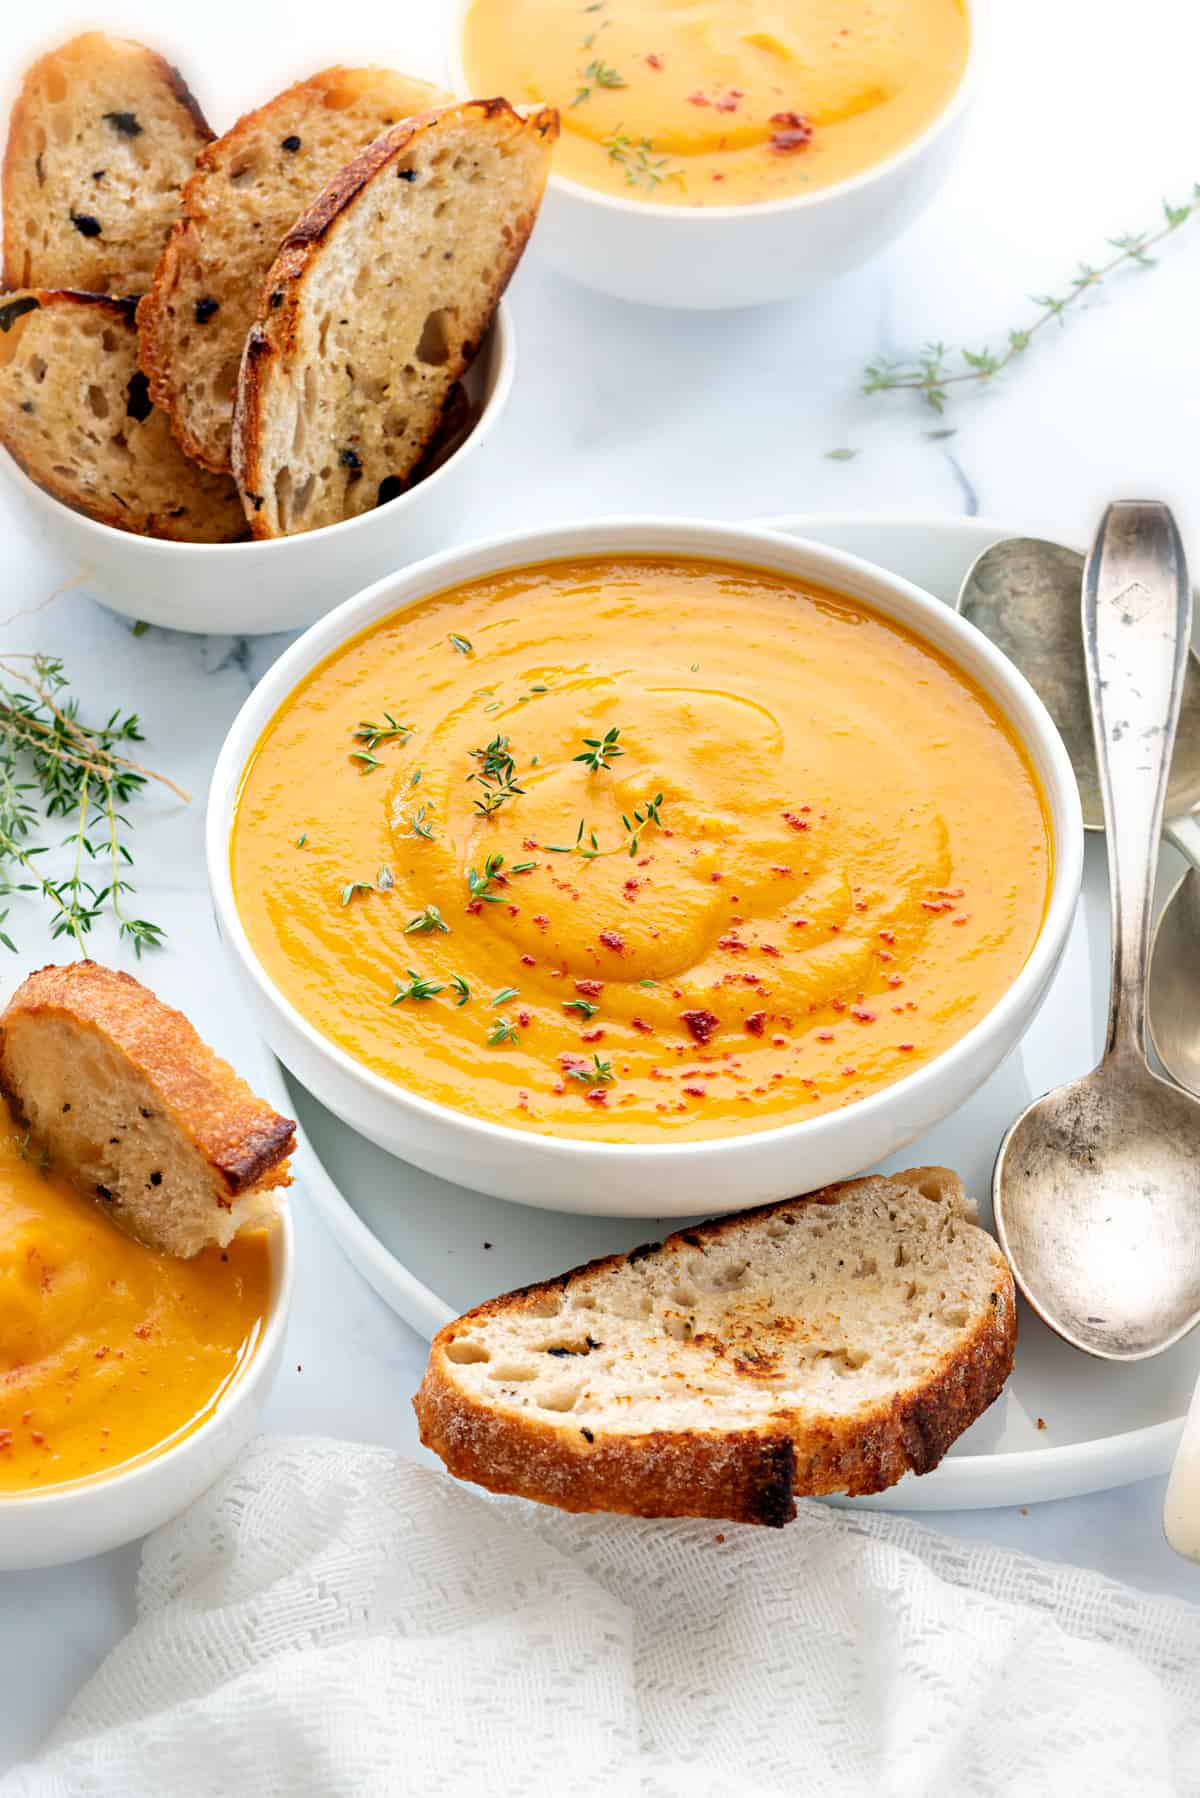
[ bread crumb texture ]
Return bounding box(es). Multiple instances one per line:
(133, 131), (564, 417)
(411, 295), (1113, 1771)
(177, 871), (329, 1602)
(3, 32), (212, 294)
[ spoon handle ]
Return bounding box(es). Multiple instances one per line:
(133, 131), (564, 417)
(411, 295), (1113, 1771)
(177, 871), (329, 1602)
(1083, 501), (1192, 1065)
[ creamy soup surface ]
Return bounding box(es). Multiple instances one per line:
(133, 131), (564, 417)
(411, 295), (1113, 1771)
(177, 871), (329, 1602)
(462, 0), (969, 206)
(0, 1122), (269, 1493)
(232, 556), (1051, 1144)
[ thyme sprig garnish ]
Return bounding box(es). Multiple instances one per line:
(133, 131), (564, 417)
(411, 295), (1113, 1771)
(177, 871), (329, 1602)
(450, 974), (471, 1006)
(487, 1016), (520, 1046)
(449, 634), (474, 656)
(564, 998), (598, 1019)
(404, 904), (448, 935)
(403, 804), (436, 841)
(568, 1053), (614, 1085)
(571, 57), (625, 107)
(0, 654), (182, 957)
(574, 725), (623, 772)
(341, 880), (372, 906)
(351, 712), (410, 770)
(864, 187), (1200, 411)
(467, 851), (507, 904)
(603, 129), (682, 193)
(491, 985), (520, 1006)
(546, 793), (665, 861)
(469, 734), (524, 816)
(391, 969), (445, 1003)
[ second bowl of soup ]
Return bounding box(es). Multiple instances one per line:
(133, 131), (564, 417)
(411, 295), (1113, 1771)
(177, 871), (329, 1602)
(210, 520), (1082, 1215)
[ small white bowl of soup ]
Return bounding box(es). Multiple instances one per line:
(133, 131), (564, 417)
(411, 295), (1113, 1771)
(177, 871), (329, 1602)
(210, 519), (1082, 1217)
(450, 0), (975, 308)
(0, 1119), (292, 1569)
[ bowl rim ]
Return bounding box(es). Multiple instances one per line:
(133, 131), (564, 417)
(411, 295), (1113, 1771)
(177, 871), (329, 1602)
(0, 1201), (293, 1517)
(444, 0), (979, 223)
(208, 515), (1084, 1163)
(0, 303), (516, 559)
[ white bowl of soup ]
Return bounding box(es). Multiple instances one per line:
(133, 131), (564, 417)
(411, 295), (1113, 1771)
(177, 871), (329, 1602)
(0, 1119), (292, 1570)
(449, 0), (975, 308)
(209, 519), (1082, 1217)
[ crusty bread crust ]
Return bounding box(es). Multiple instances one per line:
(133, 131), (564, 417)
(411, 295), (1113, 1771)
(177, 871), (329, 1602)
(137, 66), (446, 473)
(0, 962), (294, 1201)
(414, 1171), (1017, 1527)
(232, 98), (558, 537)
(0, 288), (246, 540)
(2, 33), (213, 295)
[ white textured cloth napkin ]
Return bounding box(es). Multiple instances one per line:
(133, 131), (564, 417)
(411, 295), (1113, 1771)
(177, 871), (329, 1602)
(4, 1436), (1199, 1798)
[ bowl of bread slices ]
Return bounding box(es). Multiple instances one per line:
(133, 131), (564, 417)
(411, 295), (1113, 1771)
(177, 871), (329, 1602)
(0, 961), (295, 1570)
(0, 35), (557, 634)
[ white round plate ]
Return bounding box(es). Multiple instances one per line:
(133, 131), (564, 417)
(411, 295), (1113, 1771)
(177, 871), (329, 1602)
(284, 511), (1199, 1512)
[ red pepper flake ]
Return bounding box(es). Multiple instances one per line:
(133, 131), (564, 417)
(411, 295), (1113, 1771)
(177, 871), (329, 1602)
(0, 1431), (10, 1453)
(711, 172), (726, 181)
(782, 811), (810, 832)
(518, 1010), (532, 1027)
(879, 930), (895, 944)
(899, 1042), (915, 1052)
(575, 979), (603, 997)
(95, 1345), (109, 1359)
(681, 1008), (720, 1044)
(718, 934), (746, 952)
(851, 1007), (877, 1023)
(687, 89), (711, 106)
(560, 1052), (588, 1075)
(769, 112), (814, 153)
(772, 1034), (787, 1047)
(878, 951), (893, 963)
(682, 1084), (706, 1098)
(887, 974), (903, 988)
(741, 972), (761, 986)
(791, 917), (809, 929)
(770, 866), (792, 877)
(599, 929), (625, 953)
(841, 1065), (857, 1077)
(533, 913), (550, 931)
(745, 1011), (766, 1036)
(759, 943), (780, 957)
(631, 1017), (654, 1034)
(829, 924), (841, 934)
(710, 870), (723, 883)
(522, 838), (539, 851)
(586, 1087), (608, 1105)
(29, 1430), (45, 1445)
(520, 954), (536, 967)
(831, 998), (846, 1013)
(133, 1323), (152, 1340)
(508, 905), (520, 918)
(952, 915), (971, 927)
(466, 899), (483, 917)
(715, 88), (744, 112)
(817, 1030), (834, 1041)
(938, 887), (965, 898)
(646, 51), (664, 68)
(582, 1028), (605, 1043)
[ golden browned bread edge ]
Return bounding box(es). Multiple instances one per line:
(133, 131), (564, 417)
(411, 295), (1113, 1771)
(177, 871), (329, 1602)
(0, 961), (295, 1198)
(2, 35), (213, 294)
(232, 98), (559, 536)
(414, 1174), (1017, 1527)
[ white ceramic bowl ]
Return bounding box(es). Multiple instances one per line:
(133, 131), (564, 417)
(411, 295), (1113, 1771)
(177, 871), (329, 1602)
(0, 308), (515, 637)
(208, 518), (1083, 1218)
(0, 1206), (292, 1571)
(446, 1), (977, 309)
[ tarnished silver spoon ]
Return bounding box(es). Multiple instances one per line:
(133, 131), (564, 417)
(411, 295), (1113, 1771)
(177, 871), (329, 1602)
(992, 501), (1200, 1364)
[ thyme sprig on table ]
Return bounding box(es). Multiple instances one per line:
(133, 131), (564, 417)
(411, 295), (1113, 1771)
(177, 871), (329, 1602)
(864, 187), (1200, 411)
(0, 654), (183, 957)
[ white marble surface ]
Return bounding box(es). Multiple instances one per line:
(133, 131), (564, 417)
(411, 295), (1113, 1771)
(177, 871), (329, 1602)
(3, 0), (1200, 1773)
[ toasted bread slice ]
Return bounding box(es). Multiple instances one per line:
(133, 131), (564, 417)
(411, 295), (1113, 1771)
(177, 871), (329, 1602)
(232, 98), (558, 538)
(2, 32), (212, 296)
(415, 1168), (1016, 1526)
(0, 963), (294, 1258)
(0, 288), (245, 541)
(137, 67), (446, 474)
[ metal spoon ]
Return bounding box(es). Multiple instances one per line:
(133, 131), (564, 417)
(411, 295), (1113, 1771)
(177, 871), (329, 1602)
(992, 501), (1200, 1364)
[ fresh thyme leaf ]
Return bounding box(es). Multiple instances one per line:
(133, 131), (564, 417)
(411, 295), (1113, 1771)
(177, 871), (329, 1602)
(352, 712), (409, 755)
(0, 653), (179, 957)
(391, 968), (445, 1003)
(510, 860), (538, 874)
(864, 185), (1200, 410)
(405, 805), (435, 841)
(450, 973), (471, 1007)
(0, 909), (16, 953)
(574, 725), (623, 772)
(411, 768), (422, 786)
(487, 1016), (520, 1046)
(690, 663), (700, 672)
(568, 1053), (614, 1084)
(469, 734), (524, 815)
(341, 880), (372, 906)
(564, 998), (598, 1019)
(449, 634), (474, 656)
(825, 447), (859, 461)
(377, 865), (394, 890)
(603, 128), (681, 192)
(638, 978), (658, 988)
(924, 428), (957, 440)
(296, 833), (307, 847)
(404, 903), (448, 934)
(467, 852), (506, 903)
(491, 986), (520, 1006)
(131, 620), (149, 638)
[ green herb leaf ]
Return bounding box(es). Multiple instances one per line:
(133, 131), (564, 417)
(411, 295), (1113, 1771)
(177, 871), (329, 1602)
(449, 634), (474, 656)
(824, 447), (859, 461)
(391, 968), (445, 1003)
(341, 880), (372, 906)
(404, 903), (448, 934)
(487, 1016), (520, 1046)
(567, 1052), (614, 1085)
(491, 986), (520, 1006)
(564, 998), (598, 1019)
(450, 973), (471, 1007)
(574, 725), (623, 772)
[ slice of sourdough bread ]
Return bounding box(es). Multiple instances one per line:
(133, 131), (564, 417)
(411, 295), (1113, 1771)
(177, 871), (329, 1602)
(137, 67), (446, 473)
(2, 32), (212, 295)
(232, 98), (558, 538)
(0, 288), (245, 540)
(414, 1168), (1016, 1526)
(0, 963), (295, 1258)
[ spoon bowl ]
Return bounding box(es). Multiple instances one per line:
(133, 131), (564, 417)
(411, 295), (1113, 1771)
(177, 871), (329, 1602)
(1148, 866), (1200, 1097)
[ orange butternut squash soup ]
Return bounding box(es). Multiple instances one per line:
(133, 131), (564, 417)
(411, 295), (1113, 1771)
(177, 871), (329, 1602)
(0, 1122), (269, 1493)
(461, 0), (969, 207)
(231, 556), (1051, 1144)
